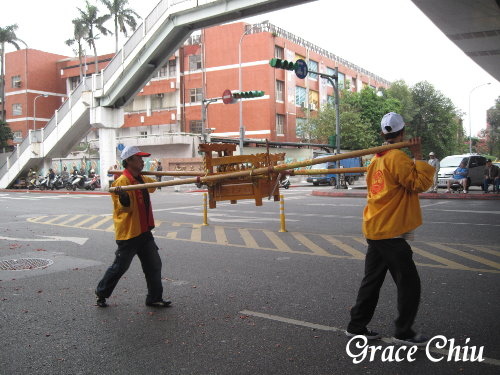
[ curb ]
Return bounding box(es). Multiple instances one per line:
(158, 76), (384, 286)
(311, 190), (500, 200)
(0, 189), (109, 195)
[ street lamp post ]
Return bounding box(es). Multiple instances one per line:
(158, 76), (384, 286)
(33, 94), (48, 131)
(238, 22), (267, 155)
(468, 82), (491, 154)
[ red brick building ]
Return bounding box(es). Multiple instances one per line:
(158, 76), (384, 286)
(4, 22), (389, 147)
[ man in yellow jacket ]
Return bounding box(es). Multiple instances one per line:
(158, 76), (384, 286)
(346, 112), (434, 346)
(95, 146), (171, 308)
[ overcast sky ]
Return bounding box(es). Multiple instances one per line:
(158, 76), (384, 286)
(1, 0), (498, 139)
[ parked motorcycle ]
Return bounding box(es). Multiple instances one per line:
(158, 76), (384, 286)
(88, 174), (101, 190)
(51, 175), (65, 190)
(69, 174), (93, 191)
(279, 175), (291, 189)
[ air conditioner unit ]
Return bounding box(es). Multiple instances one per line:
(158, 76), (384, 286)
(170, 81), (175, 89)
(13, 80), (22, 88)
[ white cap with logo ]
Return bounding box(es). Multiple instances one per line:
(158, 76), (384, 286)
(381, 112), (405, 134)
(120, 145), (151, 160)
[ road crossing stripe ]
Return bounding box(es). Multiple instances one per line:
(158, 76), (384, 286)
(166, 232), (177, 239)
(57, 214), (85, 226)
(263, 230), (293, 252)
(214, 226), (228, 245)
(104, 223), (115, 232)
(87, 216), (113, 229)
(72, 215), (99, 228)
(43, 214), (69, 224)
(320, 234), (365, 259)
(238, 228), (259, 248)
(412, 246), (470, 270)
(428, 242), (500, 270)
(27, 216), (48, 223)
(191, 226), (202, 242)
(466, 245), (500, 257)
(291, 232), (330, 256)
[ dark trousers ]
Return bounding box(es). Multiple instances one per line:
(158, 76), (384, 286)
(96, 231), (163, 304)
(347, 238), (421, 339)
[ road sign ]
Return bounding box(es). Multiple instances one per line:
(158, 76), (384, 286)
(294, 59), (308, 79)
(222, 89), (233, 104)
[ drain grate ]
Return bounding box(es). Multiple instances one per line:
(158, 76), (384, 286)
(0, 258), (53, 271)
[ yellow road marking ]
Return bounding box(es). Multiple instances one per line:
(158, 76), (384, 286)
(166, 232), (177, 239)
(57, 214), (84, 226)
(190, 226), (201, 242)
(214, 226), (228, 245)
(428, 242), (500, 270)
(321, 234), (365, 259)
(43, 214), (69, 224)
(27, 216), (48, 223)
(73, 215), (99, 228)
(464, 245), (500, 257)
(104, 223), (115, 232)
(238, 229), (259, 248)
(291, 232), (330, 256)
(87, 216), (113, 229)
(412, 246), (470, 270)
(264, 230), (293, 252)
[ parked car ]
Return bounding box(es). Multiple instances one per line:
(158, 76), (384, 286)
(306, 155), (363, 186)
(437, 154), (487, 187)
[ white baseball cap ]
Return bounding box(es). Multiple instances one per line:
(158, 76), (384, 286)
(120, 145), (151, 160)
(429, 152), (435, 156)
(381, 112), (405, 134)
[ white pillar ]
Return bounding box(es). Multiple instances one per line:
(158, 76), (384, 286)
(98, 128), (118, 190)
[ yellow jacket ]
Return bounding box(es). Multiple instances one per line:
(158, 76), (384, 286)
(111, 172), (157, 240)
(363, 149), (434, 240)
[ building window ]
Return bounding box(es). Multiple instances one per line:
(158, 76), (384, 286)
(158, 63), (168, 77)
(309, 90), (319, 111)
(13, 131), (23, 141)
(327, 95), (335, 106)
(190, 120), (202, 134)
(152, 94), (164, 110)
(189, 54), (202, 71)
(168, 59), (176, 76)
(338, 72), (345, 89)
(308, 60), (318, 79)
(11, 75), (21, 88)
(189, 88), (202, 103)
(295, 86), (306, 107)
(69, 76), (80, 91)
(274, 46), (284, 59)
(12, 103), (22, 116)
(276, 114), (284, 135)
(140, 131), (148, 138)
(296, 117), (309, 139)
(276, 80), (284, 102)
(352, 77), (357, 91)
(326, 67), (335, 86)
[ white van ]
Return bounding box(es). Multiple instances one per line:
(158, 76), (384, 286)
(437, 154), (487, 187)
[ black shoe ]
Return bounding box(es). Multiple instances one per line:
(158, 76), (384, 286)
(345, 329), (381, 340)
(95, 291), (108, 308)
(393, 333), (429, 347)
(146, 299), (172, 308)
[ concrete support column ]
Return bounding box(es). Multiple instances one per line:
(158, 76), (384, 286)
(98, 128), (118, 190)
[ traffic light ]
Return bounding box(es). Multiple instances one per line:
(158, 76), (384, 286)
(232, 90), (265, 99)
(269, 58), (296, 71)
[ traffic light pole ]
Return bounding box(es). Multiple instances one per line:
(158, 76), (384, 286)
(201, 97), (220, 143)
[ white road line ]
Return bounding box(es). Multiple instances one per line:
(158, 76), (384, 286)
(239, 310), (500, 367)
(426, 209), (500, 214)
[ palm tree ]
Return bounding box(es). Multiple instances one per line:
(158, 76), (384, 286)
(0, 24), (23, 122)
(76, 0), (112, 75)
(65, 18), (88, 82)
(99, 0), (141, 52)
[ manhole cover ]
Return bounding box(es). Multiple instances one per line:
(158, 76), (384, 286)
(0, 258), (53, 271)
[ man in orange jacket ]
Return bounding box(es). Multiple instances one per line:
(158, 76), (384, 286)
(95, 145), (171, 308)
(346, 112), (434, 346)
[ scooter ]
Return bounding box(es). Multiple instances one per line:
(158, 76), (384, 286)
(279, 175), (291, 189)
(69, 174), (93, 191)
(51, 175), (65, 190)
(88, 174), (101, 190)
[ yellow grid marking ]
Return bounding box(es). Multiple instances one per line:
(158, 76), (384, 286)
(72, 215), (99, 228)
(87, 216), (113, 229)
(166, 232), (177, 239)
(321, 234), (365, 259)
(57, 214), (84, 226)
(43, 214), (69, 224)
(412, 246), (470, 270)
(464, 245), (500, 257)
(263, 230), (293, 252)
(428, 242), (500, 270)
(214, 226), (228, 245)
(27, 216), (48, 223)
(190, 226), (201, 242)
(239, 228), (259, 248)
(291, 232), (330, 256)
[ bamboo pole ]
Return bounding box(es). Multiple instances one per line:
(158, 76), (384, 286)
(109, 141), (411, 192)
(108, 170), (204, 177)
(291, 167), (367, 175)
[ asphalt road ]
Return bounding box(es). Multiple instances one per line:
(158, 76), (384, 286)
(0, 186), (499, 375)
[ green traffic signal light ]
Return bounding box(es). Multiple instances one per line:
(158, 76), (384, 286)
(232, 90), (265, 99)
(269, 58), (295, 71)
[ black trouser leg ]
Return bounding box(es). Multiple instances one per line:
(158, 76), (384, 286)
(96, 245), (136, 298)
(137, 238), (163, 304)
(347, 243), (388, 334)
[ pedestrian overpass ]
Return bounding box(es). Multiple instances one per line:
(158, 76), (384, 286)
(0, 0), (315, 189)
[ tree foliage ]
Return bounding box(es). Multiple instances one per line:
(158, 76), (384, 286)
(0, 24), (23, 122)
(483, 96), (500, 158)
(0, 119), (14, 148)
(99, 0), (141, 52)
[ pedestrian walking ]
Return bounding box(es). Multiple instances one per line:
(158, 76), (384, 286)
(95, 145), (171, 308)
(427, 152), (440, 193)
(156, 161), (163, 190)
(346, 112), (434, 346)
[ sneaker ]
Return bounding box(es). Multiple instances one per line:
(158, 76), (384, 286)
(95, 292), (108, 308)
(345, 329), (382, 340)
(393, 333), (429, 347)
(146, 299), (172, 308)
(463, 190), (468, 194)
